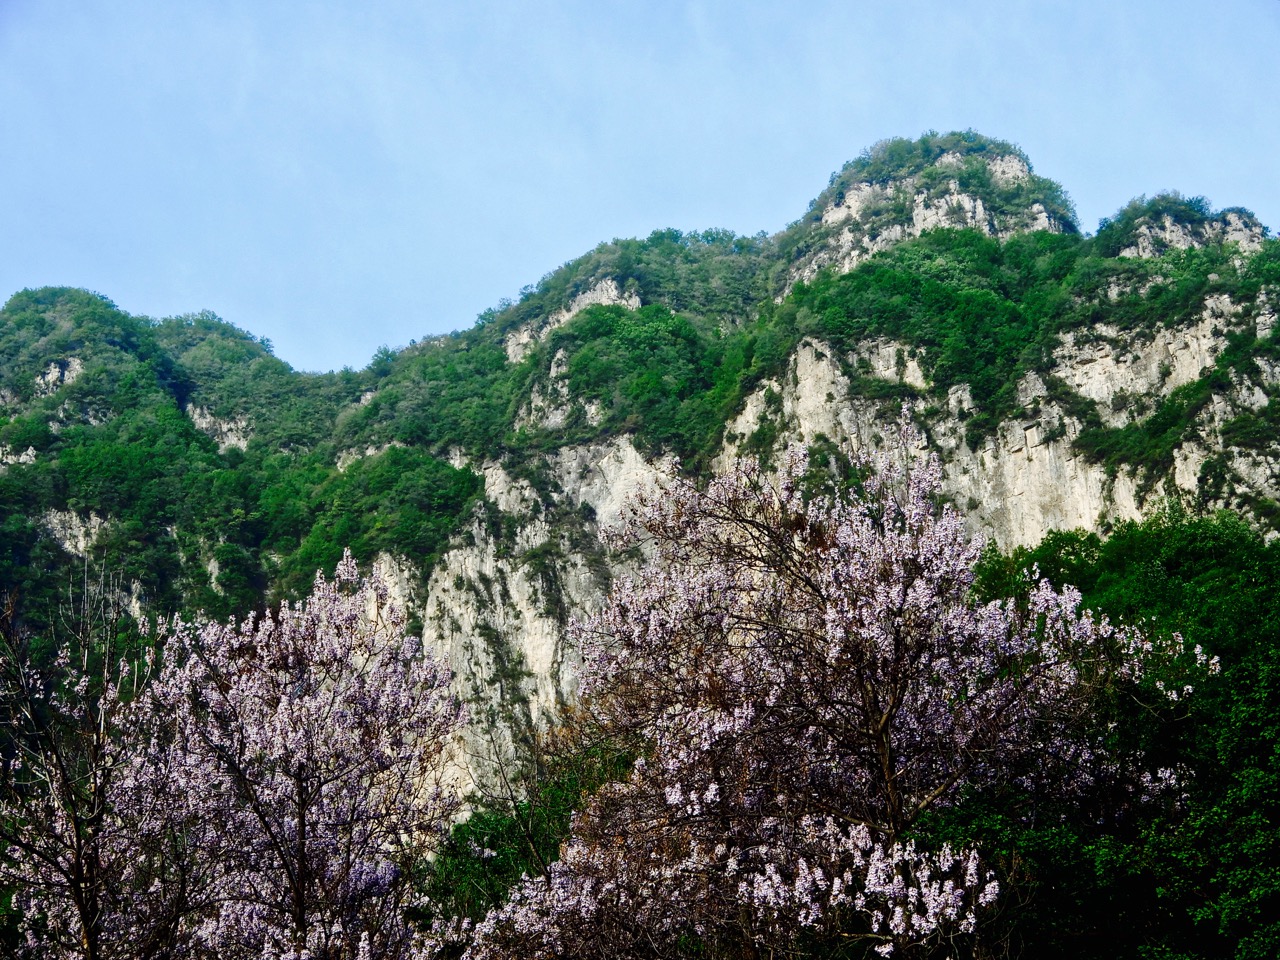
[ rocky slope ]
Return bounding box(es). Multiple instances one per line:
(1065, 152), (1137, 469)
(784, 148), (1073, 288)
(407, 157), (1275, 782)
(424, 293), (1279, 777)
(3, 131), (1277, 788)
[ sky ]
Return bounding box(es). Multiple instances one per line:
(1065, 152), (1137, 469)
(3, 1), (1279, 373)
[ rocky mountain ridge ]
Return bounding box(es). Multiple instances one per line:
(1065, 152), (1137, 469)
(3, 130), (1277, 782)
(785, 149), (1072, 288)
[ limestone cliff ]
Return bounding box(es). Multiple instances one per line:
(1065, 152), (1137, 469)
(409, 250), (1280, 786)
(783, 143), (1075, 291)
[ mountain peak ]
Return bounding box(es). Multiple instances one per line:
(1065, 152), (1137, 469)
(779, 131), (1078, 289)
(1094, 192), (1268, 259)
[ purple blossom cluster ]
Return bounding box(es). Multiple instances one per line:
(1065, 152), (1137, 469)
(1, 579), (167, 960)
(460, 431), (1179, 959)
(2, 553), (463, 960)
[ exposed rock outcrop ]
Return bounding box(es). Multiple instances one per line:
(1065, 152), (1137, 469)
(719, 339), (1146, 549)
(516, 349), (601, 431)
(1051, 297), (1238, 426)
(416, 438), (669, 780)
(0, 444), (36, 469)
(428, 275), (1280, 787)
(505, 278), (641, 363)
(34, 357), (84, 397)
(187, 405), (252, 452)
(787, 153), (1069, 290)
(1119, 211), (1266, 259)
(336, 441), (406, 471)
(43, 509), (106, 558)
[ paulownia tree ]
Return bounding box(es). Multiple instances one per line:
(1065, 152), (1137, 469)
(464, 437), (1202, 959)
(4, 554), (463, 960)
(133, 551), (464, 960)
(0, 569), (189, 960)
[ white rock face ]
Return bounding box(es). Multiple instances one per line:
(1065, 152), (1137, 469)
(722, 339), (865, 464)
(38, 509), (153, 625)
(336, 441), (406, 472)
(505, 278), (641, 363)
(1256, 292), (1276, 341)
(123, 580), (147, 624)
(517, 350), (573, 430)
(205, 555), (222, 594)
(793, 188), (991, 288)
(740, 352), (1145, 548)
(371, 552), (419, 615)
(1213, 211), (1266, 253)
(479, 461), (541, 516)
(188, 406), (252, 452)
(0, 444), (37, 469)
(1119, 212), (1266, 259)
(942, 408), (1143, 548)
(551, 436), (673, 530)
(720, 338), (924, 469)
(33, 358), (84, 397)
(789, 154), (1066, 290)
(912, 187), (989, 235)
(724, 295), (1280, 548)
(420, 505), (588, 780)
(1119, 216), (1202, 259)
(1231, 371), (1269, 412)
(515, 351), (609, 433)
(43, 509), (106, 558)
(404, 438), (672, 786)
(853, 337), (928, 390)
(1226, 448), (1280, 507)
(1051, 303), (1237, 426)
(714, 331), (1264, 549)
(988, 154), (1030, 186)
(1028, 203), (1054, 232)
(821, 182), (886, 226)
(407, 288), (1280, 789)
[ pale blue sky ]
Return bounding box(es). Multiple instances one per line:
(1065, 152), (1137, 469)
(3, 1), (1278, 372)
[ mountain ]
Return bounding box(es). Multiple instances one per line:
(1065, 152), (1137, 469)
(1, 130), (1276, 777)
